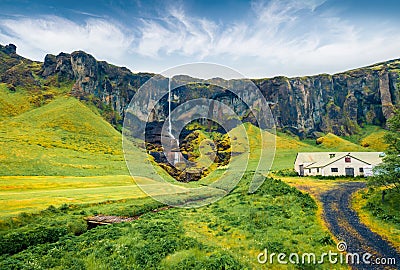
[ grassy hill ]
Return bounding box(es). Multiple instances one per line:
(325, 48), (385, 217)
(343, 124), (389, 151)
(0, 83), (33, 118)
(360, 131), (388, 151)
(0, 94), (127, 176)
(314, 133), (366, 151)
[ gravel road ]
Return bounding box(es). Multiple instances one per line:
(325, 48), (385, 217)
(320, 181), (400, 270)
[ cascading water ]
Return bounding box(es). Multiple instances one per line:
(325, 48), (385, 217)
(168, 77), (180, 164)
(168, 77), (174, 140)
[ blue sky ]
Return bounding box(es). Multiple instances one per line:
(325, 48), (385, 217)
(0, 0), (399, 78)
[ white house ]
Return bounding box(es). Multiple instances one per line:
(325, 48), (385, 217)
(294, 152), (385, 177)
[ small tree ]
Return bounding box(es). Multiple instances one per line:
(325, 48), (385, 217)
(369, 109), (400, 194)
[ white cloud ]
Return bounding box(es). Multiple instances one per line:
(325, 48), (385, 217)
(1, 0), (400, 77)
(133, 0), (400, 76)
(136, 5), (217, 58)
(0, 16), (133, 62)
(135, 0), (331, 60)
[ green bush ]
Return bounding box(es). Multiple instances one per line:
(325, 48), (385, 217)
(67, 220), (87, 236)
(275, 168), (298, 177)
(0, 226), (68, 255)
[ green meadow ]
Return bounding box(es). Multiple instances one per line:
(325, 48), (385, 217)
(0, 175), (145, 217)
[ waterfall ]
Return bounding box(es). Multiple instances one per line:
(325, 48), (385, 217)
(168, 77), (179, 147)
(168, 77), (173, 138)
(174, 152), (180, 164)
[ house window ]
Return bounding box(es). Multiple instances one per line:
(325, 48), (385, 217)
(317, 168), (320, 173)
(359, 168), (364, 173)
(309, 169), (311, 173)
(331, 168), (338, 173)
(345, 157), (351, 163)
(329, 154), (336, 158)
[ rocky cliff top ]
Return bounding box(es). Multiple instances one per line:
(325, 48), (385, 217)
(0, 43), (17, 55)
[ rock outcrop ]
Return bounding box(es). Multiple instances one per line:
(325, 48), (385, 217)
(39, 50), (153, 118)
(254, 63), (399, 136)
(1, 43), (399, 137)
(0, 44), (39, 87)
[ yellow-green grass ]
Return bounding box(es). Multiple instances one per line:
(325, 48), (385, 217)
(6, 96), (122, 153)
(0, 175), (190, 218)
(0, 175), (142, 217)
(352, 188), (400, 252)
(183, 130), (219, 170)
(315, 133), (366, 151)
(273, 132), (321, 170)
(0, 82), (72, 120)
(0, 175), (135, 191)
(277, 175), (349, 198)
(360, 131), (389, 151)
(0, 96), (128, 176)
(228, 123), (378, 171)
(0, 83), (32, 118)
(343, 124), (389, 151)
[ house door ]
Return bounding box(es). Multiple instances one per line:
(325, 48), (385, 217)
(345, 168), (354, 177)
(299, 165), (304, 176)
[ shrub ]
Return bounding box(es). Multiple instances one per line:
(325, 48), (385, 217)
(59, 203), (69, 212)
(275, 168), (298, 177)
(67, 220), (87, 236)
(0, 226), (68, 255)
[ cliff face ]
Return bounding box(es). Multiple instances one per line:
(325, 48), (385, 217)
(1, 43), (399, 137)
(254, 64), (399, 136)
(39, 50), (153, 119)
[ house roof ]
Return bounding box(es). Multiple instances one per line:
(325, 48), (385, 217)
(295, 152), (384, 169)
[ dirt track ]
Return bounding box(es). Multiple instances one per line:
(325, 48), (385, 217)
(320, 181), (400, 270)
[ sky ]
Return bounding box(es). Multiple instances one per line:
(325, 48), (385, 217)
(0, 0), (399, 78)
